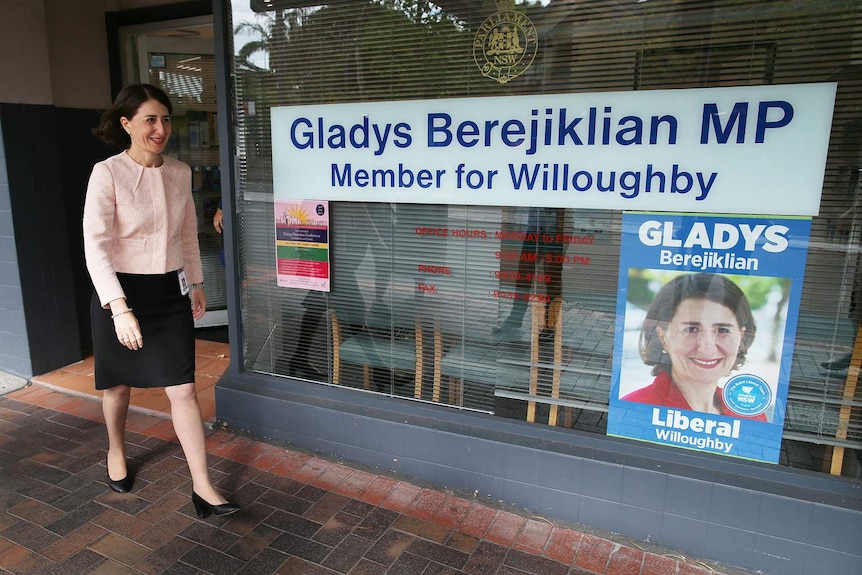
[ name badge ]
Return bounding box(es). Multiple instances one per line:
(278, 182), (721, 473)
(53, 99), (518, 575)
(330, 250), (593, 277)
(178, 269), (190, 295)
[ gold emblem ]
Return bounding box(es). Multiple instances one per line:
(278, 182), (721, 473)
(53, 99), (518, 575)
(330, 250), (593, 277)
(473, 6), (537, 84)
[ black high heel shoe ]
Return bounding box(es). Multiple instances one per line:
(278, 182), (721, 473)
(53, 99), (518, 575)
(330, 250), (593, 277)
(192, 491), (240, 518)
(106, 459), (134, 494)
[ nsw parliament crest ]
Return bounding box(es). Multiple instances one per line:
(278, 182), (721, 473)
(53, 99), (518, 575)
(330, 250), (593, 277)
(473, 1), (537, 84)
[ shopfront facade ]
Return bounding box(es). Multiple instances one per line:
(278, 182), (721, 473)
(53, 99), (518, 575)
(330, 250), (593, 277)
(214, 2), (862, 574)
(1, 1), (860, 574)
(0, 0), (226, 378)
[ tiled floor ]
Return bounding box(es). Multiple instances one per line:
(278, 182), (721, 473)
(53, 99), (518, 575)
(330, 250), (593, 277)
(0, 342), (753, 575)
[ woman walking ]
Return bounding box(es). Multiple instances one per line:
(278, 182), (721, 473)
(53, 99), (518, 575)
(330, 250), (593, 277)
(84, 84), (238, 519)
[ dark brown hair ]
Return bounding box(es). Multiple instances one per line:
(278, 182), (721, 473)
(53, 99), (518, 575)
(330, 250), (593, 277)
(91, 84), (173, 147)
(639, 272), (757, 376)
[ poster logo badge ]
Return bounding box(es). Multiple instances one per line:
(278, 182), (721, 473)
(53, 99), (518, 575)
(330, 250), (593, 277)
(723, 374), (772, 417)
(473, 9), (537, 84)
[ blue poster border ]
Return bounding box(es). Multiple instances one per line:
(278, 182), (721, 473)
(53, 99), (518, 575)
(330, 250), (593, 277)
(607, 212), (811, 463)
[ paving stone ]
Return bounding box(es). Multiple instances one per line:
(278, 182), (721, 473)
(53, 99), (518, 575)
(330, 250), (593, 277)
(44, 548), (106, 575)
(313, 510), (364, 547)
(353, 506), (399, 541)
(225, 522), (282, 561)
(1, 518), (62, 552)
(241, 547), (290, 575)
(364, 529), (414, 565)
(179, 543), (246, 575)
(462, 540), (509, 575)
(505, 548), (570, 575)
(405, 537), (470, 569)
(320, 533), (375, 572)
(88, 532), (151, 567)
(386, 551), (431, 575)
(133, 537), (195, 575)
(347, 558), (389, 575)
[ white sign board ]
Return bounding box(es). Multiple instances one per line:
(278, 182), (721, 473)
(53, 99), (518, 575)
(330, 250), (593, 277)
(272, 83), (836, 216)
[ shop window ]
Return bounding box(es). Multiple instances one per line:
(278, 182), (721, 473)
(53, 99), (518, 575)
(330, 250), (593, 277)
(228, 0), (862, 477)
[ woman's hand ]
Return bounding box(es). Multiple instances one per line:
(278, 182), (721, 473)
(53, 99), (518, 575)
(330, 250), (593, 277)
(110, 303), (143, 350)
(191, 287), (207, 321)
(213, 208), (224, 234)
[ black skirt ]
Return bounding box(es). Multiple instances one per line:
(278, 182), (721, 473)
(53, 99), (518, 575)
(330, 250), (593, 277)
(91, 271), (195, 390)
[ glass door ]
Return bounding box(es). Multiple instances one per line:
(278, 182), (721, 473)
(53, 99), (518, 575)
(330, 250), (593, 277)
(119, 17), (227, 328)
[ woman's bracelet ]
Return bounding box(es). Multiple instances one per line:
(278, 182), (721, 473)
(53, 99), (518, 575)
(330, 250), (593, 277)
(110, 308), (133, 319)
(189, 283), (204, 290)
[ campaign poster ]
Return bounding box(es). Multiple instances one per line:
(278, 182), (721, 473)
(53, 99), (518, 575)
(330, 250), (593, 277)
(274, 200), (331, 291)
(607, 212), (811, 463)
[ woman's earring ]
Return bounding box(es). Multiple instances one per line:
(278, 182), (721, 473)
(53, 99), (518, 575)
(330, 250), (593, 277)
(735, 347), (746, 369)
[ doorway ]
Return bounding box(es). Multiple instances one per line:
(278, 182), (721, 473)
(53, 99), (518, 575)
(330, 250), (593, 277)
(118, 16), (227, 330)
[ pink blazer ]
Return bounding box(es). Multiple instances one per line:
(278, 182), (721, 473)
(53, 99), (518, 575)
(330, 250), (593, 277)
(83, 151), (203, 307)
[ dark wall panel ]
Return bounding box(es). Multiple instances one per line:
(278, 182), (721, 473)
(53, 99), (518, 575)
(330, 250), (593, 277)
(56, 108), (119, 355)
(0, 104), (82, 374)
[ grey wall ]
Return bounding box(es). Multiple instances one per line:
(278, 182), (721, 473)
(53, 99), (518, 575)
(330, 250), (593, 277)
(216, 375), (862, 575)
(0, 119), (31, 378)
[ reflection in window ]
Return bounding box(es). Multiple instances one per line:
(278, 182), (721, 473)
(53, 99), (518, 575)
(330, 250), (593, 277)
(159, 70), (203, 103)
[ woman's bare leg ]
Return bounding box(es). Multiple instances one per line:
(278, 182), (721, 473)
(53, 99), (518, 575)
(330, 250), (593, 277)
(103, 385), (131, 480)
(165, 382), (227, 504)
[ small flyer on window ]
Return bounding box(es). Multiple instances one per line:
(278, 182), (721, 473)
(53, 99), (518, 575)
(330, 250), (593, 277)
(607, 212), (811, 463)
(274, 200), (331, 292)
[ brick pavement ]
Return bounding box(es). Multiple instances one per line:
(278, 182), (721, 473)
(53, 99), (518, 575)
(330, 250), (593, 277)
(0, 383), (751, 575)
